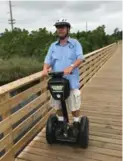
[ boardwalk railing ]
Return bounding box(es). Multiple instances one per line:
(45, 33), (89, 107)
(0, 43), (117, 161)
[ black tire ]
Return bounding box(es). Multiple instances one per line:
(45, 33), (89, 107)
(78, 116), (89, 148)
(46, 114), (58, 144)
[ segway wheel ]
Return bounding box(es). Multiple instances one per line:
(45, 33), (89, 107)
(46, 114), (58, 144)
(78, 116), (89, 148)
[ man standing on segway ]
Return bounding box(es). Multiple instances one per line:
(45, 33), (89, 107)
(42, 18), (85, 136)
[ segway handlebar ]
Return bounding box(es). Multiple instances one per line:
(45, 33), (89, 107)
(48, 71), (73, 78)
(48, 71), (64, 78)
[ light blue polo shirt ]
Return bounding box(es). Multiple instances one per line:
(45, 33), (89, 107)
(44, 37), (84, 89)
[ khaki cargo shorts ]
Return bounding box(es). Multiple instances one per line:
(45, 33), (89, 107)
(50, 89), (81, 112)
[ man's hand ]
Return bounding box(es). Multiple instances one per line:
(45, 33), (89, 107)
(42, 63), (52, 77)
(64, 66), (73, 75)
(42, 68), (52, 77)
(42, 69), (48, 76)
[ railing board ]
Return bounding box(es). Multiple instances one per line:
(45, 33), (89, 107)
(11, 91), (50, 125)
(13, 102), (50, 141)
(13, 110), (53, 155)
(0, 81), (47, 116)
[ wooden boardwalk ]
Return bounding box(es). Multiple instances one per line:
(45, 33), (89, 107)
(16, 44), (122, 161)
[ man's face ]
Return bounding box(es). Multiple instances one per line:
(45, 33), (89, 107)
(56, 26), (68, 38)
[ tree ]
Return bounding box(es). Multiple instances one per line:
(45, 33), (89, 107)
(0, 25), (122, 84)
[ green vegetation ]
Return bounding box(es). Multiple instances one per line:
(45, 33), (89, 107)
(0, 25), (122, 85)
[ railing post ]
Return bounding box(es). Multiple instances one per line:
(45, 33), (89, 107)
(0, 92), (15, 161)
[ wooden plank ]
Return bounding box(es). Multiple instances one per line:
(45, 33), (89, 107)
(90, 131), (122, 140)
(18, 149), (121, 161)
(0, 71), (44, 95)
(81, 109), (122, 117)
(101, 54), (110, 65)
(90, 125), (121, 135)
(0, 117), (10, 134)
(90, 140), (121, 151)
(11, 91), (50, 125)
(13, 109), (54, 155)
(80, 61), (100, 85)
(80, 63), (90, 75)
(0, 150), (14, 161)
(80, 68), (91, 81)
(88, 53), (102, 71)
(1, 92), (14, 159)
(0, 93), (10, 104)
(79, 44), (114, 85)
(81, 101), (122, 109)
(0, 134), (13, 151)
(80, 61), (100, 83)
(13, 101), (50, 140)
(28, 141), (121, 158)
(87, 117), (121, 127)
(81, 111), (121, 121)
(22, 143), (121, 161)
(90, 135), (121, 145)
(0, 81), (47, 115)
(30, 138), (121, 151)
(87, 146), (121, 157)
(79, 52), (98, 70)
(79, 51), (103, 76)
(84, 53), (99, 64)
(79, 65), (88, 76)
(15, 159), (28, 161)
(18, 151), (60, 161)
(80, 76), (89, 86)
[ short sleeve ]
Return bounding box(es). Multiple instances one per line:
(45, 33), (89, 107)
(44, 44), (53, 66)
(75, 40), (85, 60)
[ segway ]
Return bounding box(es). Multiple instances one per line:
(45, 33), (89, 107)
(46, 71), (89, 148)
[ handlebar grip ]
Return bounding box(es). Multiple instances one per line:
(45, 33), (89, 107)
(48, 71), (73, 77)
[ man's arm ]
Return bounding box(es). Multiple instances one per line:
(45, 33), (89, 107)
(71, 59), (83, 69)
(64, 40), (85, 75)
(42, 45), (53, 76)
(74, 40), (85, 65)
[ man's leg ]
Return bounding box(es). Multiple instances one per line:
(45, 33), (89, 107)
(67, 89), (81, 136)
(68, 89), (81, 121)
(50, 97), (64, 135)
(50, 97), (64, 121)
(56, 109), (64, 121)
(72, 110), (80, 121)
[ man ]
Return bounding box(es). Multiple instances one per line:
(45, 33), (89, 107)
(42, 18), (85, 136)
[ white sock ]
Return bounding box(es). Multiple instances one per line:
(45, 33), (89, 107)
(73, 117), (80, 122)
(57, 116), (64, 121)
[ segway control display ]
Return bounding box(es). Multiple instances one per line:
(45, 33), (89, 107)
(51, 85), (63, 91)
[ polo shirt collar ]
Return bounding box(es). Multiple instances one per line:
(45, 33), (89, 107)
(55, 37), (74, 45)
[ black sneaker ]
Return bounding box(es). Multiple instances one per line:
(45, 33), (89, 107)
(72, 122), (80, 137)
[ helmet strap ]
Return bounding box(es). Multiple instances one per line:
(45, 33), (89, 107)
(59, 33), (68, 40)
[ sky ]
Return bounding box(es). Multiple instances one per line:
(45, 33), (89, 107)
(0, 0), (122, 34)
